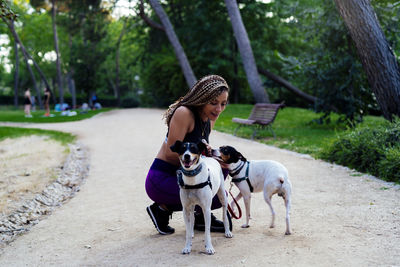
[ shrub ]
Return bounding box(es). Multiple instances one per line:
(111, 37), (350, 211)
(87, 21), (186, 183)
(378, 148), (400, 182)
(319, 118), (400, 183)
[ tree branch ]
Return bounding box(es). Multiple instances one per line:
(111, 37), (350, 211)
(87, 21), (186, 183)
(138, 0), (164, 31)
(257, 67), (317, 104)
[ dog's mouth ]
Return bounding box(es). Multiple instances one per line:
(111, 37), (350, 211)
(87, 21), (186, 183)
(211, 149), (223, 162)
(181, 158), (198, 169)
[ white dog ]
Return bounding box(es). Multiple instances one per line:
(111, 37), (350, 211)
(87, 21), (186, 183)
(218, 145), (292, 235)
(170, 141), (233, 255)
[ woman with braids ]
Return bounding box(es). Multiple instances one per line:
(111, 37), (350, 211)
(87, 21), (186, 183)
(145, 74), (231, 235)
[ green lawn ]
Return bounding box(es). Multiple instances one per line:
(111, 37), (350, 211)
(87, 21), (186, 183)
(0, 126), (75, 145)
(214, 104), (386, 157)
(0, 107), (113, 123)
(0, 107), (113, 145)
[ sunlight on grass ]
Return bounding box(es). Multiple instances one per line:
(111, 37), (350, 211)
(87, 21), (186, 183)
(214, 104), (385, 157)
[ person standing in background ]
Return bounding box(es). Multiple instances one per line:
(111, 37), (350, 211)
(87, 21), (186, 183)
(43, 87), (51, 117)
(24, 88), (32, 118)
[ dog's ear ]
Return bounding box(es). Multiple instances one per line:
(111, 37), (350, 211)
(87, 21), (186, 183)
(197, 141), (207, 155)
(170, 140), (183, 153)
(231, 147), (247, 162)
(238, 152), (247, 162)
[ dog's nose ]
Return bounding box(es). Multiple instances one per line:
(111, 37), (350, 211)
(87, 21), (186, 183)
(184, 154), (191, 161)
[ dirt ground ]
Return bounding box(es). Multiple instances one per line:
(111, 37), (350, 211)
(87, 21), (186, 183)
(0, 136), (67, 214)
(0, 108), (399, 266)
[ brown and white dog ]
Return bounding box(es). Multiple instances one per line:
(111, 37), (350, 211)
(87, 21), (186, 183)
(170, 141), (233, 255)
(217, 145), (292, 235)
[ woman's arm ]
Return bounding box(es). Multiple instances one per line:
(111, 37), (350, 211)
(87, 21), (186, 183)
(162, 106), (195, 163)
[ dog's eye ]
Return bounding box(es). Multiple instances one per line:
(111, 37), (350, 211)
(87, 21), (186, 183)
(188, 144), (199, 154)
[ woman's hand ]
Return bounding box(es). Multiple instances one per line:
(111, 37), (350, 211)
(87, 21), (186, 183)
(201, 139), (212, 156)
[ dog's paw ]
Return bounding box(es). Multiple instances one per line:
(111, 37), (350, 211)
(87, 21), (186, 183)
(241, 224), (250, 228)
(205, 246), (215, 255)
(285, 230), (292, 235)
(225, 231), (233, 238)
(182, 247), (191, 254)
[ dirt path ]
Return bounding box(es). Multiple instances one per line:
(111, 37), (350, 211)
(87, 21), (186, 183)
(0, 108), (399, 266)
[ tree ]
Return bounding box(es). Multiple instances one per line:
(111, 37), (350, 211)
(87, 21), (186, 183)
(147, 0), (197, 88)
(51, 0), (64, 106)
(2, 16), (43, 107)
(224, 0), (269, 103)
(334, 0), (400, 121)
(13, 28), (19, 107)
(0, 0), (17, 20)
(64, 0), (111, 102)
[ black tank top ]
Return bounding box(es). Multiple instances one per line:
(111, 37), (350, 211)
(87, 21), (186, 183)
(166, 107), (210, 144)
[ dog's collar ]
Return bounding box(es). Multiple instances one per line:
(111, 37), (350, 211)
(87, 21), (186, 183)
(231, 161), (254, 193)
(229, 160), (246, 177)
(179, 164), (202, 177)
(177, 168), (212, 190)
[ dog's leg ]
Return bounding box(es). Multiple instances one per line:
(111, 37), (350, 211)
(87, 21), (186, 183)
(263, 186), (276, 229)
(202, 207), (215, 255)
(182, 205), (193, 254)
(242, 193), (252, 228)
(189, 205), (195, 238)
(230, 192), (242, 212)
(217, 188), (233, 238)
(282, 186), (292, 235)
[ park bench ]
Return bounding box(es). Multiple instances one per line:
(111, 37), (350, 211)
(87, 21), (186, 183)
(232, 103), (285, 140)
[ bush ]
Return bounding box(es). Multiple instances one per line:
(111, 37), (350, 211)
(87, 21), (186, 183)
(319, 118), (400, 183)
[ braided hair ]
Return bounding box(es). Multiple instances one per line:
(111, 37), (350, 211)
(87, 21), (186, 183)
(163, 75), (230, 126)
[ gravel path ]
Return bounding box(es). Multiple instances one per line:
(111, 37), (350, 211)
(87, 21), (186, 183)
(0, 108), (399, 266)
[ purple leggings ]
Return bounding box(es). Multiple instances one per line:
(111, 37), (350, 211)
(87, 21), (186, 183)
(145, 158), (229, 212)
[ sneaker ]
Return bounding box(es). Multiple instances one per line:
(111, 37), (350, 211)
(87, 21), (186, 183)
(146, 203), (175, 235)
(194, 211), (232, 232)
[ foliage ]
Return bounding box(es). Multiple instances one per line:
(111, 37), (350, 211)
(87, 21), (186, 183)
(1, 0), (400, 121)
(0, 0), (17, 20)
(64, 0), (111, 98)
(319, 117), (400, 183)
(285, 0), (377, 123)
(0, 126), (75, 145)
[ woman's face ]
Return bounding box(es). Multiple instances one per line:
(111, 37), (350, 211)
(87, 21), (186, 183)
(200, 90), (228, 121)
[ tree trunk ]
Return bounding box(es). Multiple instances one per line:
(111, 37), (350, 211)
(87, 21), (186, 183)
(139, 0), (164, 31)
(224, 0), (269, 103)
(257, 67), (318, 104)
(3, 17), (42, 108)
(67, 34), (76, 109)
(67, 72), (76, 109)
(115, 19), (127, 107)
(334, 0), (400, 121)
(13, 27), (19, 107)
(2, 17), (56, 108)
(148, 0), (197, 88)
(52, 0), (64, 106)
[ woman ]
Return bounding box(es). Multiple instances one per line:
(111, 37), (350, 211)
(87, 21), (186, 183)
(43, 87), (51, 117)
(145, 75), (230, 235)
(24, 88), (32, 118)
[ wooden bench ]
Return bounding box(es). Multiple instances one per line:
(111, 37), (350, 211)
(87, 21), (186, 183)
(232, 103), (284, 139)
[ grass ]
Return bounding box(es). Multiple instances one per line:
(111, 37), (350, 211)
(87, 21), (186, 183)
(0, 126), (75, 146)
(0, 107), (113, 123)
(0, 106), (113, 145)
(214, 104), (386, 158)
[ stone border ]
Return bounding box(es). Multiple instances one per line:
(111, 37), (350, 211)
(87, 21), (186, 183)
(0, 142), (89, 246)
